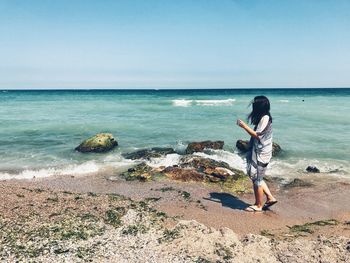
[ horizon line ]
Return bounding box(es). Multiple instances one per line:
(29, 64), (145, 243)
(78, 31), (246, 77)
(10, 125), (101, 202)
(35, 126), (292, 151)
(1, 87), (350, 91)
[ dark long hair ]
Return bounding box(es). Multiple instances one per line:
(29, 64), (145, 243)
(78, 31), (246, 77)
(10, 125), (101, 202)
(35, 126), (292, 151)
(248, 96), (272, 126)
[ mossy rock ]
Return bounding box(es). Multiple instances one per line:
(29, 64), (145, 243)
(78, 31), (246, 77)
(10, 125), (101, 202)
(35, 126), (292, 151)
(119, 162), (154, 181)
(75, 133), (118, 153)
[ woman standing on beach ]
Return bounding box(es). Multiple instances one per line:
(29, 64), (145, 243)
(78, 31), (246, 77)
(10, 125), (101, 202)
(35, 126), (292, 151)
(237, 96), (277, 212)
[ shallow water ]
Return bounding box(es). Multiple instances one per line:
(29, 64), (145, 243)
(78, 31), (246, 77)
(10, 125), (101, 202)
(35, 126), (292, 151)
(0, 88), (349, 179)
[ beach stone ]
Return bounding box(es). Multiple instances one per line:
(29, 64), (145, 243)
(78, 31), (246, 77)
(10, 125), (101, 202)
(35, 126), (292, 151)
(236, 139), (282, 156)
(122, 147), (175, 160)
(284, 178), (313, 188)
(306, 166), (320, 173)
(119, 162), (154, 181)
(75, 133), (118, 153)
(185, 140), (224, 154)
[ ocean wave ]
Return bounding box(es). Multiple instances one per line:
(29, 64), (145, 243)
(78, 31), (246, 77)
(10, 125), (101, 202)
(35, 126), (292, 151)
(1, 149), (348, 181)
(146, 153), (182, 168)
(172, 99), (236, 107)
(192, 149), (246, 171)
(268, 158), (349, 178)
(279, 99), (289, 103)
(0, 154), (137, 180)
(172, 99), (193, 107)
(0, 161), (101, 180)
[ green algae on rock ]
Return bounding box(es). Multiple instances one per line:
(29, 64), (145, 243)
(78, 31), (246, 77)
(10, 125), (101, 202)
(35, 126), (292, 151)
(75, 133), (118, 153)
(118, 162), (157, 181)
(115, 155), (250, 193)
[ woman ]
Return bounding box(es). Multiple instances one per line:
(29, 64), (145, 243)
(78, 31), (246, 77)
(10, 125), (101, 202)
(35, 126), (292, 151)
(237, 96), (277, 212)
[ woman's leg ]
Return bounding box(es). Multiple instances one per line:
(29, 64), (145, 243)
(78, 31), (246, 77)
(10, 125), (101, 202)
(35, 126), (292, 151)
(245, 182), (264, 211)
(260, 181), (276, 202)
(253, 183), (264, 208)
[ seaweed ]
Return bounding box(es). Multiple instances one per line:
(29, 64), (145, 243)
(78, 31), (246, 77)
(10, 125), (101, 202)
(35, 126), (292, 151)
(121, 224), (148, 236)
(158, 228), (181, 243)
(155, 186), (176, 192)
(105, 207), (127, 227)
(288, 219), (339, 234)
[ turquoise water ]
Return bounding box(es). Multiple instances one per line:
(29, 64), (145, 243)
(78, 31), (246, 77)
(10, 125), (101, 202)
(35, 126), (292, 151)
(0, 89), (349, 179)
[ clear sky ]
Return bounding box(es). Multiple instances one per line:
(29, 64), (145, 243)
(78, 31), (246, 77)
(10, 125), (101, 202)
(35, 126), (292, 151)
(0, 0), (349, 89)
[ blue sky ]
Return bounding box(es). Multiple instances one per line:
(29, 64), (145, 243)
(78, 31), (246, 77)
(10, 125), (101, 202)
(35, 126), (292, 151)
(0, 0), (349, 89)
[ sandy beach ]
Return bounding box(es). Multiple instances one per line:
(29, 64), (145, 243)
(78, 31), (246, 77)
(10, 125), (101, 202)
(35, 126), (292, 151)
(1, 170), (349, 262)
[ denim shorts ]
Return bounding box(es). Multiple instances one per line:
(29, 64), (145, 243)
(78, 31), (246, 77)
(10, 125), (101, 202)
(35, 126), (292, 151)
(247, 161), (267, 186)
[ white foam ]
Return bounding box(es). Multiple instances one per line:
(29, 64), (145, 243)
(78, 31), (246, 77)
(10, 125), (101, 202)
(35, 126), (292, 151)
(172, 98), (236, 107)
(146, 153), (182, 168)
(195, 99), (236, 106)
(172, 99), (193, 107)
(0, 153), (138, 181)
(279, 99), (289, 103)
(268, 158), (349, 179)
(174, 140), (187, 155)
(193, 149), (246, 171)
(0, 161), (100, 180)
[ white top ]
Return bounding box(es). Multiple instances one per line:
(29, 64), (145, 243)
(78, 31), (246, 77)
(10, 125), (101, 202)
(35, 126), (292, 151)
(256, 115), (270, 134)
(253, 115), (273, 164)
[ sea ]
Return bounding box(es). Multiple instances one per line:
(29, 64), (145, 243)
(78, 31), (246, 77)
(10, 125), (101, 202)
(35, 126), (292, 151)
(0, 88), (349, 180)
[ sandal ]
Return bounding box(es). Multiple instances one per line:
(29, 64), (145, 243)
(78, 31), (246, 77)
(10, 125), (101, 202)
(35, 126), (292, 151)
(263, 200), (278, 209)
(245, 205), (263, 212)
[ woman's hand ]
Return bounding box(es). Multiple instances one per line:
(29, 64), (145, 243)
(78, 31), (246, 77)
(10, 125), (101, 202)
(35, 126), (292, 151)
(236, 119), (246, 128)
(237, 119), (258, 139)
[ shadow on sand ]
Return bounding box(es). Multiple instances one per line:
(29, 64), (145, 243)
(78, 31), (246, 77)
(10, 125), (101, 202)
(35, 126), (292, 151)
(204, 192), (250, 211)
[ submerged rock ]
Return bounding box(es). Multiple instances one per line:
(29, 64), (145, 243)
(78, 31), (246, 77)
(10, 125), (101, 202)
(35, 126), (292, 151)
(284, 178), (313, 188)
(236, 139), (282, 156)
(185, 140), (224, 154)
(75, 133), (118, 153)
(122, 147), (175, 160)
(306, 166), (320, 173)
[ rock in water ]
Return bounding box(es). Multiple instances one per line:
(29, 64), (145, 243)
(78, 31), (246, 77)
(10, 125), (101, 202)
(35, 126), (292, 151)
(122, 147), (175, 160)
(236, 139), (282, 156)
(272, 143), (282, 156)
(236, 140), (250, 152)
(306, 166), (320, 173)
(185, 140), (224, 154)
(75, 133), (118, 153)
